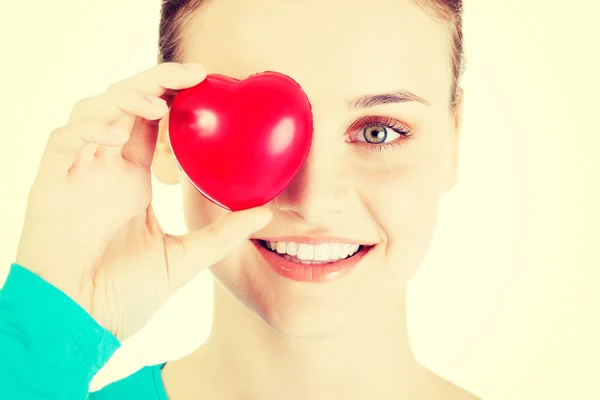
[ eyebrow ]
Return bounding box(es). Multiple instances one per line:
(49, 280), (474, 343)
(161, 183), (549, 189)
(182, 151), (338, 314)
(349, 90), (430, 110)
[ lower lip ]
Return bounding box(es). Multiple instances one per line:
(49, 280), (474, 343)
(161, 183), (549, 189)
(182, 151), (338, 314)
(251, 240), (372, 283)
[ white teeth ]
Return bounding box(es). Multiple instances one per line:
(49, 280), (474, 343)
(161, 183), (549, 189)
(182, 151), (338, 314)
(264, 240), (362, 262)
(286, 242), (298, 256)
(313, 243), (330, 261)
(342, 244), (350, 258)
(276, 241), (286, 254)
(331, 243), (342, 259)
(297, 244), (314, 260)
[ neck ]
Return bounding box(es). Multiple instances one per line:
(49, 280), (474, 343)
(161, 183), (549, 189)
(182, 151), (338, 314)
(195, 282), (423, 400)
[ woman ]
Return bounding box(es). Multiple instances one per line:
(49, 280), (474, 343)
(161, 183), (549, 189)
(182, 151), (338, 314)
(0, 0), (480, 398)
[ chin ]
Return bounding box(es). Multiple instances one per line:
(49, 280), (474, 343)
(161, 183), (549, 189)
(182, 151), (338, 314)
(208, 241), (410, 341)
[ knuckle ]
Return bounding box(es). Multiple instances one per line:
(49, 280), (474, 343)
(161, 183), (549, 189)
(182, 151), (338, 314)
(206, 218), (231, 243)
(157, 62), (179, 73)
(48, 125), (68, 140)
(47, 125), (73, 148)
(154, 62), (187, 82)
(205, 219), (222, 237)
(105, 86), (132, 105)
(71, 96), (93, 113)
(107, 84), (144, 105)
(107, 80), (126, 93)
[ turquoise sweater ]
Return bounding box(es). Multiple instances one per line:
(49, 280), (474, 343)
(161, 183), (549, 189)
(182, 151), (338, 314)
(0, 263), (170, 399)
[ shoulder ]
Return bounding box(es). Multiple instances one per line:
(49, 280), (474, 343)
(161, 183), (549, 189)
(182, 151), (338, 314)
(161, 356), (215, 400)
(417, 366), (482, 400)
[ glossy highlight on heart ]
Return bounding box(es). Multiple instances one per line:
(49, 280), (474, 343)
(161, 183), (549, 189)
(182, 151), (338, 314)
(168, 72), (314, 211)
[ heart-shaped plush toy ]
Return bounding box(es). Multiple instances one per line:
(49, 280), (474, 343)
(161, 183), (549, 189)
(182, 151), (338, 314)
(168, 71), (313, 211)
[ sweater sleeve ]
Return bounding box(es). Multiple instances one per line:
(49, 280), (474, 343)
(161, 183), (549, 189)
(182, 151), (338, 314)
(0, 263), (121, 399)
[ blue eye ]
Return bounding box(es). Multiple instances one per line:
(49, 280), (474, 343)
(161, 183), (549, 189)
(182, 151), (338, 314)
(361, 125), (398, 144)
(350, 116), (413, 151)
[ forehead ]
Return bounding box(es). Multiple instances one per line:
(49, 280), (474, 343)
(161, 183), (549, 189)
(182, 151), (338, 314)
(181, 0), (453, 109)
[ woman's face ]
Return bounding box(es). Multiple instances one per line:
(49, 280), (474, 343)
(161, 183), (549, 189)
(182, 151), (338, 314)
(155, 0), (462, 338)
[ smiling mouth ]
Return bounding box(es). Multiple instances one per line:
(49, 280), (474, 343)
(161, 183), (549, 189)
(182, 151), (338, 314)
(258, 240), (367, 265)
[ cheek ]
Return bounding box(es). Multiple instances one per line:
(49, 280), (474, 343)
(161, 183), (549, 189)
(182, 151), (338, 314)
(357, 151), (445, 274)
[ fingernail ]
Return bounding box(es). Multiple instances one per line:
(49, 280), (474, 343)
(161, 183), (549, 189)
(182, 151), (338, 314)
(181, 63), (206, 73)
(252, 209), (273, 227)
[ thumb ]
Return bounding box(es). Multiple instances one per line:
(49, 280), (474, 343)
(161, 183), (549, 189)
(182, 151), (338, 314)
(164, 206), (273, 293)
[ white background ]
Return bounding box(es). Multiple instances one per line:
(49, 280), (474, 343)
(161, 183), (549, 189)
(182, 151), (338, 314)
(0, 1), (598, 399)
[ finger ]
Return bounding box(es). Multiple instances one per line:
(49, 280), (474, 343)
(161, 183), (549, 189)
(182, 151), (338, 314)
(69, 63), (206, 167)
(67, 87), (168, 162)
(107, 62), (206, 100)
(40, 120), (130, 179)
(68, 63), (205, 124)
(68, 87), (171, 125)
(94, 114), (135, 162)
(164, 207), (274, 294)
(76, 143), (100, 165)
(120, 115), (158, 168)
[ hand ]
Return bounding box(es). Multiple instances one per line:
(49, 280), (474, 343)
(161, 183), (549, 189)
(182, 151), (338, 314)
(15, 62), (272, 341)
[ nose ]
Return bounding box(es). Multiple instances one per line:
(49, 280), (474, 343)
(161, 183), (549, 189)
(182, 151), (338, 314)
(272, 139), (351, 223)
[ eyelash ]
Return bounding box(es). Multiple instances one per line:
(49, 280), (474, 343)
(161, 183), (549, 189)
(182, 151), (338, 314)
(349, 116), (414, 153)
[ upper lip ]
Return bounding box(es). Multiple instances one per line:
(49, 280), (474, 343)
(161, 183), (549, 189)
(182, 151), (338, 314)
(252, 236), (377, 246)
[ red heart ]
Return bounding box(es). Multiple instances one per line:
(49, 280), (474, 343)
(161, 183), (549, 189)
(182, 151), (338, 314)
(168, 72), (313, 211)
